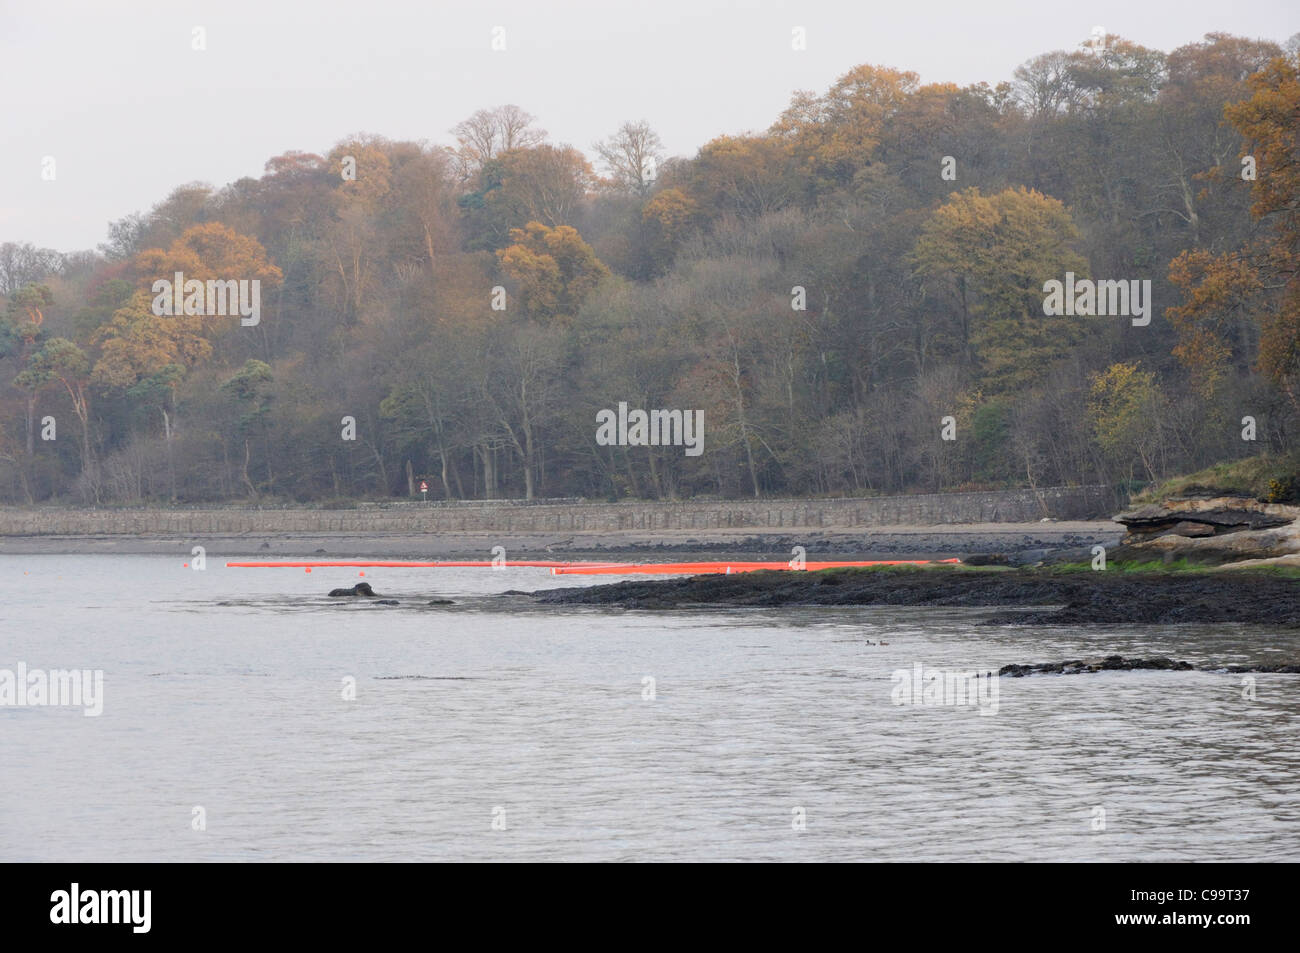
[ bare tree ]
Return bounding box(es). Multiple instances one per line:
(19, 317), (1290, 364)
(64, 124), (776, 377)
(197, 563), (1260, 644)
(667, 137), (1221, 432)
(1012, 51), (1084, 117)
(594, 120), (664, 195)
(0, 242), (64, 296)
(98, 213), (147, 261)
(449, 105), (547, 179)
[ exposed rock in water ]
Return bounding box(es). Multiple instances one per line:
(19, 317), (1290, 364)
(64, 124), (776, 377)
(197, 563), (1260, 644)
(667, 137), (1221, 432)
(999, 655), (1300, 676)
(427, 598), (455, 605)
(999, 655), (1194, 676)
(329, 582), (378, 597)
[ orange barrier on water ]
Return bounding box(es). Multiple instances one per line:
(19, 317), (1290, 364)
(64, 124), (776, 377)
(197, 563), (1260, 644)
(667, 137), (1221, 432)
(225, 558), (960, 575)
(224, 560), (621, 569)
(549, 558), (961, 575)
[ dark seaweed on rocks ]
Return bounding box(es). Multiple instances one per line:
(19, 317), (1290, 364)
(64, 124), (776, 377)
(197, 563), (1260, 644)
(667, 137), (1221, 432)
(998, 655), (1300, 675)
(999, 656), (1195, 676)
(527, 567), (1300, 626)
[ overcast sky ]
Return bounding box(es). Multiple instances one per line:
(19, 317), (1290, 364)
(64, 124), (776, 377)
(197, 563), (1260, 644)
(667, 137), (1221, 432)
(1, 0), (1295, 253)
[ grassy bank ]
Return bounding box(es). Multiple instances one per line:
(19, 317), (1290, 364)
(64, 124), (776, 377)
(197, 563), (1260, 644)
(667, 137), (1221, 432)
(1134, 453), (1300, 504)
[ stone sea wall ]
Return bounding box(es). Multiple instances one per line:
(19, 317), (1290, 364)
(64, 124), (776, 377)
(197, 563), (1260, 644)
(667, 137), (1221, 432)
(0, 485), (1115, 536)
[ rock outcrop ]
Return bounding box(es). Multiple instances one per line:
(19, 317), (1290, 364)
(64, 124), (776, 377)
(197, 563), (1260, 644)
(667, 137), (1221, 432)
(1113, 496), (1300, 565)
(328, 582), (378, 597)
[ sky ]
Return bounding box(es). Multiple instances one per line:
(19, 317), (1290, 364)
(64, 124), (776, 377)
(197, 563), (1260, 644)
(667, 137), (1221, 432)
(1, 0), (1296, 253)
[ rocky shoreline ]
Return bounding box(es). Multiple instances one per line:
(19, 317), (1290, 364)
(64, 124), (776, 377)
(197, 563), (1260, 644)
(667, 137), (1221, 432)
(1112, 494), (1300, 566)
(528, 565), (1300, 626)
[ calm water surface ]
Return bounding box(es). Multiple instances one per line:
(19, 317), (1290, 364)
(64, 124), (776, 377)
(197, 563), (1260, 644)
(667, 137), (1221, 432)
(2, 555), (1297, 861)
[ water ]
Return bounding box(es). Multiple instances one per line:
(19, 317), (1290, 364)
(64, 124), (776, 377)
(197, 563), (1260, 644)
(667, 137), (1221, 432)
(2, 554), (1297, 861)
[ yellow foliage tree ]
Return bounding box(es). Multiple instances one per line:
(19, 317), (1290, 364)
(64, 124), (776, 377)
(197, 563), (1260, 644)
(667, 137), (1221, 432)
(1089, 361), (1163, 483)
(771, 64), (920, 188)
(497, 222), (609, 322)
(91, 291), (212, 390)
(98, 224), (282, 390)
(911, 187), (1090, 392)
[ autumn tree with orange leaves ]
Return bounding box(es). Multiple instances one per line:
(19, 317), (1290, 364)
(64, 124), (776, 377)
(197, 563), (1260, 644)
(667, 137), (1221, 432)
(497, 222), (609, 322)
(1168, 51), (1300, 408)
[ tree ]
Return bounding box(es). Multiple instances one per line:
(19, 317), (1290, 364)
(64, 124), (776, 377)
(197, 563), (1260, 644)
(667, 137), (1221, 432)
(130, 184), (215, 252)
(1168, 51), (1300, 410)
(493, 145), (595, 228)
(1166, 250), (1260, 397)
(595, 120), (664, 195)
(687, 135), (799, 218)
(458, 144), (596, 250)
(910, 187), (1090, 392)
(221, 359), (275, 497)
(1013, 50), (1086, 117)
(1152, 35), (1279, 248)
(497, 222), (610, 322)
(640, 188), (699, 275)
(126, 364), (186, 499)
(770, 64), (919, 190)
(91, 291), (213, 391)
(2, 285), (53, 453)
(20, 338), (95, 479)
(328, 138), (393, 207)
(1089, 362), (1167, 483)
(99, 214), (149, 262)
(134, 222), (283, 291)
(1229, 53), (1300, 405)
(480, 323), (568, 499)
(449, 105), (546, 180)
(1066, 37), (1167, 110)
(390, 150), (457, 277)
(0, 244), (63, 296)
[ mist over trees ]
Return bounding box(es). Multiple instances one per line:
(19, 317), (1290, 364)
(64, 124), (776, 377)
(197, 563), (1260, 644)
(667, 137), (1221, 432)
(2, 32), (1297, 504)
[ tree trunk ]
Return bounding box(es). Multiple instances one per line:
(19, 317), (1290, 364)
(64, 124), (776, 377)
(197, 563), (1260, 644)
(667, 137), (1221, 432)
(439, 448), (452, 499)
(25, 395), (35, 456)
(241, 439), (258, 498)
(162, 407), (176, 501)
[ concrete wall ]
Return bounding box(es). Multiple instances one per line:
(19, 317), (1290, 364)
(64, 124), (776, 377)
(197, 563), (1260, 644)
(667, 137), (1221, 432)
(0, 486), (1115, 536)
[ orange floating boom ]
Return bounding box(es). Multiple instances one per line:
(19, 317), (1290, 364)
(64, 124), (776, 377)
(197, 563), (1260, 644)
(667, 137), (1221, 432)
(549, 558), (960, 575)
(224, 560), (623, 569)
(224, 558), (961, 574)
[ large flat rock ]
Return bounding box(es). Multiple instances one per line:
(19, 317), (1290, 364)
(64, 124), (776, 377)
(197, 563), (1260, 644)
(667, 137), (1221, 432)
(1113, 496), (1300, 562)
